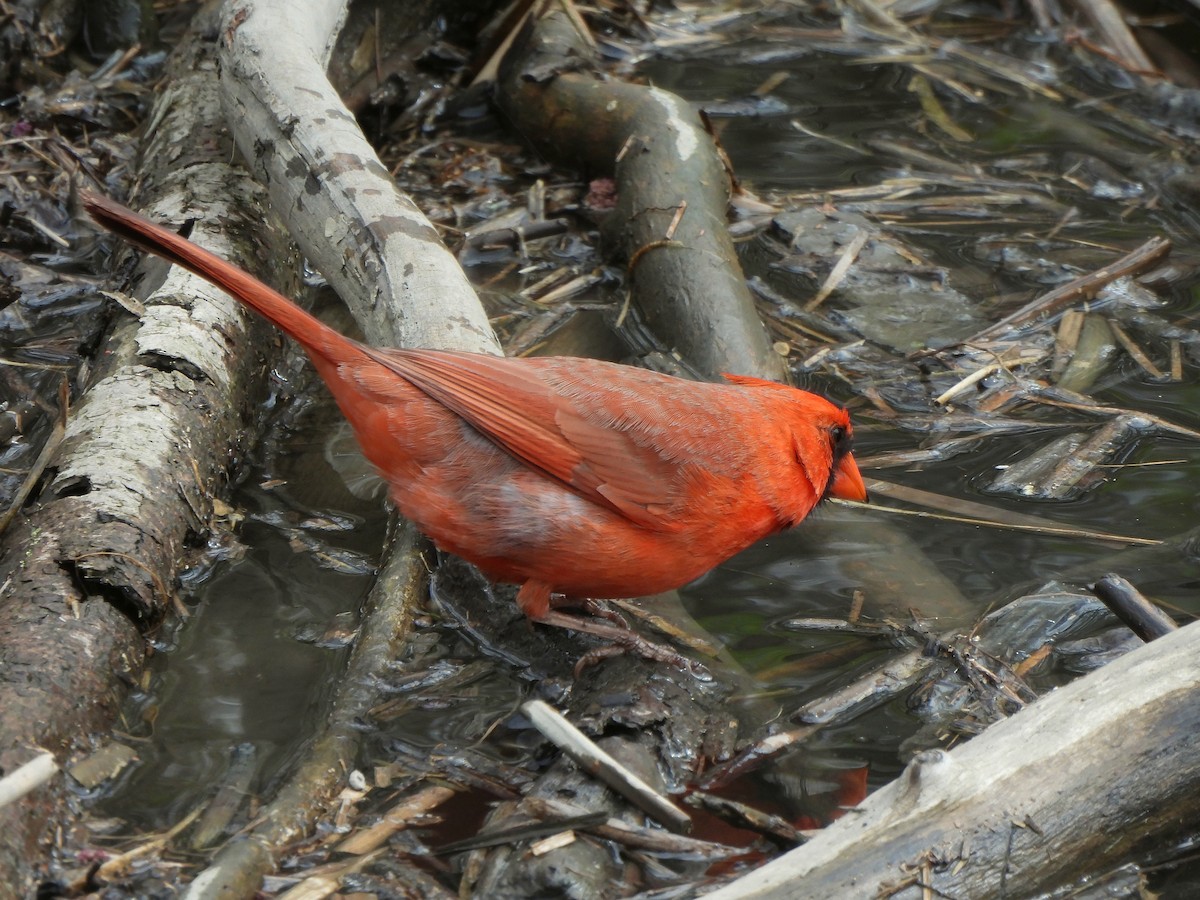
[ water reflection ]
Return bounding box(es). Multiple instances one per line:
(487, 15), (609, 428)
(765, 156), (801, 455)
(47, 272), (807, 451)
(103, 520), (368, 829)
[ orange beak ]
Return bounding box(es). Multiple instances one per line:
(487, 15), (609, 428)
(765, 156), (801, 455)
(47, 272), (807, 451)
(829, 453), (868, 502)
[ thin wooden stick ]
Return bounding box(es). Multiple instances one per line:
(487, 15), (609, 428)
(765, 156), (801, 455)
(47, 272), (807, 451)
(964, 236), (1171, 342)
(0, 752), (58, 810)
(805, 229), (869, 311)
(1090, 574), (1177, 641)
(523, 700), (691, 833)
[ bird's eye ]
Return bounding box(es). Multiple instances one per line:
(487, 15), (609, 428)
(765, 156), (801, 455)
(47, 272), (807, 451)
(830, 424), (851, 458)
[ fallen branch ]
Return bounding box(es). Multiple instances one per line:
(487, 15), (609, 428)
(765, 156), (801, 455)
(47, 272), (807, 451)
(0, 9), (289, 888)
(218, 0), (497, 354)
(964, 236), (1171, 343)
(707, 619), (1200, 898)
(496, 3), (784, 381)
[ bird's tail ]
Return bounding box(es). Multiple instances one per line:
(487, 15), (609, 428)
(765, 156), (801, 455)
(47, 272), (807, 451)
(81, 190), (367, 366)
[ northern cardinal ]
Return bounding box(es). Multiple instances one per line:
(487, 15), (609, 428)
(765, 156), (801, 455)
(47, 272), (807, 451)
(82, 191), (866, 645)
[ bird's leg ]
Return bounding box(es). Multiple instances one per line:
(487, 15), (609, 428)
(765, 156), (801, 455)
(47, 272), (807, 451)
(516, 582), (709, 678)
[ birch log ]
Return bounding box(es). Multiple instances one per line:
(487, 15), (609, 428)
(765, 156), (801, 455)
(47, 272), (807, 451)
(217, 0), (498, 355)
(0, 10), (291, 891)
(706, 619), (1200, 898)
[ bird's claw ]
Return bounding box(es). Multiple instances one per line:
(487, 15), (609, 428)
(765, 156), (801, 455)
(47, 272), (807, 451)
(573, 643), (627, 675)
(574, 636), (712, 680)
(536, 609), (710, 680)
(575, 598), (630, 628)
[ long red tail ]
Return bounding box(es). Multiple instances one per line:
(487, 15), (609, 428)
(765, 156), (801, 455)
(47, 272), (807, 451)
(81, 190), (365, 366)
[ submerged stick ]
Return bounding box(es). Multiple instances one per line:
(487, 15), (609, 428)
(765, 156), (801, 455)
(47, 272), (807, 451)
(965, 236), (1171, 342)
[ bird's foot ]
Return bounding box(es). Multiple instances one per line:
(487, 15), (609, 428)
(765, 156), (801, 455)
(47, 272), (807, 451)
(569, 597), (629, 628)
(534, 610), (711, 680)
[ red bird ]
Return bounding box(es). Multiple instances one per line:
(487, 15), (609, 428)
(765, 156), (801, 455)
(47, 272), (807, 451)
(83, 191), (866, 644)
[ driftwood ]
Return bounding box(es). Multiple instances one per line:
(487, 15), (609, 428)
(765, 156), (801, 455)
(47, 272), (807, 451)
(965, 235), (1171, 343)
(1091, 572), (1178, 641)
(706, 619), (1200, 899)
(0, 752), (57, 810)
(496, 4), (786, 382)
(988, 413), (1152, 500)
(706, 515), (1200, 896)
(0, 10), (290, 891)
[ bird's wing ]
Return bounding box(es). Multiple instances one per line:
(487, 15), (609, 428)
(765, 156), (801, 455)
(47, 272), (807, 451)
(361, 348), (705, 531)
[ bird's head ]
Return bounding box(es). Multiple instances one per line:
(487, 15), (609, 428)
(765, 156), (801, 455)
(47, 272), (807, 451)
(723, 373), (868, 513)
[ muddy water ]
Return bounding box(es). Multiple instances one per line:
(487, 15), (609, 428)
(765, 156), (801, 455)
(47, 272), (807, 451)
(100, 31), (1196, 886)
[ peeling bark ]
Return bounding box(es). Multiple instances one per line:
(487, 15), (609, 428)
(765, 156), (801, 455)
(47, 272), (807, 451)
(0, 11), (293, 890)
